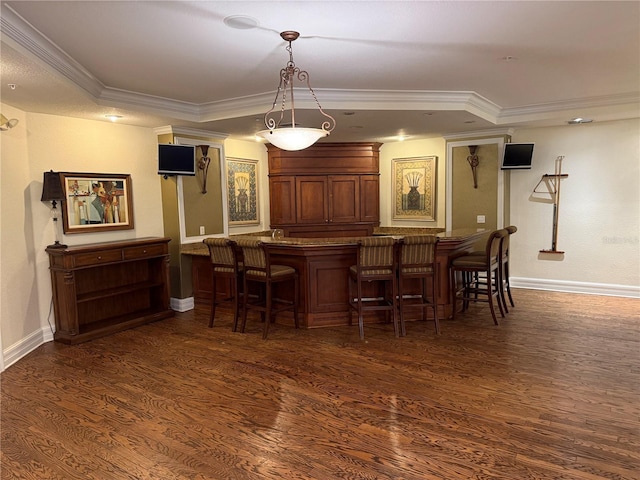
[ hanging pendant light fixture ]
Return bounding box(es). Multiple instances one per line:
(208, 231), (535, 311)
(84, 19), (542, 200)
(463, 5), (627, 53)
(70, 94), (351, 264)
(257, 31), (336, 151)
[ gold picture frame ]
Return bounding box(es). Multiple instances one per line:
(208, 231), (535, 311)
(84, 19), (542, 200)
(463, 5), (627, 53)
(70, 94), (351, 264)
(392, 156), (437, 221)
(226, 158), (259, 225)
(59, 172), (134, 234)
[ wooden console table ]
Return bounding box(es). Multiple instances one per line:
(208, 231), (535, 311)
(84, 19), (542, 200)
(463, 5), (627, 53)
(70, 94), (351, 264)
(47, 237), (174, 344)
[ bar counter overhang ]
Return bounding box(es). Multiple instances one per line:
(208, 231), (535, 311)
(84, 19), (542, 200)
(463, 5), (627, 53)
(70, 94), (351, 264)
(183, 229), (485, 329)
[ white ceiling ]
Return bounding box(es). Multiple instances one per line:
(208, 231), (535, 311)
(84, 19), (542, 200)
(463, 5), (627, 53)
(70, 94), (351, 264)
(1, 1), (638, 143)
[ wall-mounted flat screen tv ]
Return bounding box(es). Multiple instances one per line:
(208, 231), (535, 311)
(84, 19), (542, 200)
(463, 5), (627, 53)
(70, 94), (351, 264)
(158, 144), (196, 176)
(500, 143), (535, 170)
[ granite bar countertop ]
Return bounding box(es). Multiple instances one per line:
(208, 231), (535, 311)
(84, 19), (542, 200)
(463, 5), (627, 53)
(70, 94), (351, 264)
(373, 227), (444, 235)
(180, 227), (484, 256)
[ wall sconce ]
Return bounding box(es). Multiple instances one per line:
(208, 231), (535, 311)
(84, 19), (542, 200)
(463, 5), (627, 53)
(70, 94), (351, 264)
(0, 114), (19, 131)
(41, 170), (67, 248)
(467, 145), (479, 189)
(197, 145), (211, 194)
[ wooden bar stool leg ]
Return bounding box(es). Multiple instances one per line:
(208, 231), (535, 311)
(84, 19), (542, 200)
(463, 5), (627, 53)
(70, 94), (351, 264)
(209, 275), (217, 328)
(505, 262), (515, 307)
(240, 277), (249, 333)
(232, 277), (240, 332)
(398, 277), (406, 337)
(357, 278), (365, 340)
(499, 265), (509, 314)
(293, 275), (300, 329)
(262, 281), (272, 340)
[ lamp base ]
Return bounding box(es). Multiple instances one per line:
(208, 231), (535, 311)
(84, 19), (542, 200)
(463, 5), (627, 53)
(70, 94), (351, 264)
(47, 241), (67, 249)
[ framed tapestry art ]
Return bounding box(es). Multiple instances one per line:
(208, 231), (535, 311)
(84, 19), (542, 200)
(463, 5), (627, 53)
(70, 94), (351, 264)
(226, 158), (259, 225)
(392, 156), (437, 221)
(59, 172), (134, 233)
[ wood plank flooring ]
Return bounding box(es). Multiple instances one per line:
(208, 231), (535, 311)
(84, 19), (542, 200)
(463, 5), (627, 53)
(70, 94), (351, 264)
(2, 289), (639, 479)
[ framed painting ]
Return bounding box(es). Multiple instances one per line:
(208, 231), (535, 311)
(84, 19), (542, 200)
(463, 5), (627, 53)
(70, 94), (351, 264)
(392, 156), (437, 221)
(59, 172), (134, 234)
(226, 158), (259, 225)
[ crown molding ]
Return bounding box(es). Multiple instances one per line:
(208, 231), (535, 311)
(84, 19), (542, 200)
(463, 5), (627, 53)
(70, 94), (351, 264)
(153, 125), (229, 139)
(3, 3), (638, 128)
(497, 92), (640, 124)
(443, 128), (515, 141)
(1, 4), (104, 98)
(99, 87), (202, 119)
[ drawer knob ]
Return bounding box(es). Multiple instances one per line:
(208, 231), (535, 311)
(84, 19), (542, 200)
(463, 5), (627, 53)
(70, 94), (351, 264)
(143, 250), (147, 254)
(97, 256), (102, 260)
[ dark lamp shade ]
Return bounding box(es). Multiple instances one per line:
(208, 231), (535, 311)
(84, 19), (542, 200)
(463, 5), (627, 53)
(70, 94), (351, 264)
(41, 171), (65, 202)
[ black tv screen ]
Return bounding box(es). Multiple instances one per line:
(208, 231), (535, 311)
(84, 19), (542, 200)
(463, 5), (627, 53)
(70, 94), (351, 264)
(158, 144), (196, 176)
(501, 143), (534, 170)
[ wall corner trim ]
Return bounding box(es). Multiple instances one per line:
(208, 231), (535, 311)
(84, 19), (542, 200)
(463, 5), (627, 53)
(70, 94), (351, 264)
(170, 296), (195, 312)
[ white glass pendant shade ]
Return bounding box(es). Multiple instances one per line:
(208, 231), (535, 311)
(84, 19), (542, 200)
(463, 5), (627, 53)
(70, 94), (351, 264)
(257, 127), (329, 151)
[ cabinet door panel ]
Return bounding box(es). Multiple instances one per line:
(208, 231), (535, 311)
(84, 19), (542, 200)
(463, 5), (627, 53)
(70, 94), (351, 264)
(296, 177), (328, 224)
(329, 175), (360, 223)
(360, 175), (380, 223)
(269, 176), (296, 225)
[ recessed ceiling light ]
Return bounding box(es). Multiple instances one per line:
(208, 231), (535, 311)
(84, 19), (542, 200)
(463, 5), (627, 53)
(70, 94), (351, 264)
(568, 117), (593, 124)
(105, 114), (122, 122)
(223, 15), (259, 29)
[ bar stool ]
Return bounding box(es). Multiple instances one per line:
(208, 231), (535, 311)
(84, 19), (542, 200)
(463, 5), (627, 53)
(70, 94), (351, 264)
(450, 229), (507, 325)
(202, 238), (243, 331)
(467, 225), (517, 313)
(501, 225), (517, 310)
(397, 235), (440, 335)
(235, 238), (299, 339)
(348, 237), (399, 339)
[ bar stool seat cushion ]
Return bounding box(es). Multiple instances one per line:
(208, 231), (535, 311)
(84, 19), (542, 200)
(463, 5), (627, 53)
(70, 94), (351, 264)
(246, 265), (295, 278)
(213, 263), (243, 274)
(451, 255), (491, 268)
(349, 266), (394, 276)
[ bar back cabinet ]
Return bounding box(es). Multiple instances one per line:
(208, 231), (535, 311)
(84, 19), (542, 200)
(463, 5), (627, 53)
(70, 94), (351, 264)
(268, 143), (381, 237)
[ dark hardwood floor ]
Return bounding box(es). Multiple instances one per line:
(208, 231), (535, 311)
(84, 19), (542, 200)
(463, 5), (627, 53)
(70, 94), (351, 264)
(2, 289), (639, 479)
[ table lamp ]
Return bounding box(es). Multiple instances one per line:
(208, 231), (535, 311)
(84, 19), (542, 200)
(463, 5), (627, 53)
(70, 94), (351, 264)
(41, 170), (67, 248)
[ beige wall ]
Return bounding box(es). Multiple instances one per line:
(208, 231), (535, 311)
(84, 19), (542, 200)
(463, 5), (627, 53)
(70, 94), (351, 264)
(158, 135), (269, 300)
(1, 106), (164, 365)
(379, 138), (447, 228)
(224, 138), (269, 234)
(509, 119), (639, 288)
(451, 143), (499, 231)
(182, 146), (223, 237)
(157, 133), (226, 300)
(0, 104), (35, 369)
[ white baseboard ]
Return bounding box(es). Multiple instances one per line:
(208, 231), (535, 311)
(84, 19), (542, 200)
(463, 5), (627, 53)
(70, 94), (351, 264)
(2, 326), (53, 370)
(170, 296), (194, 312)
(511, 277), (640, 298)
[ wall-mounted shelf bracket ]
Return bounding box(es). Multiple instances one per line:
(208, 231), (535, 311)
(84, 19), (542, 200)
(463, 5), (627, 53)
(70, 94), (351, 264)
(534, 156), (568, 254)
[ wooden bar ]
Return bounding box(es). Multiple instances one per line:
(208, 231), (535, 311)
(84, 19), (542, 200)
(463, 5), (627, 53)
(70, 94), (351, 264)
(185, 229), (485, 328)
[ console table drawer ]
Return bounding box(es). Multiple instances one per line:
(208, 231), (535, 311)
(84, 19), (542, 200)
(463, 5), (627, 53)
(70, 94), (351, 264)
(123, 244), (166, 260)
(74, 249), (123, 267)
